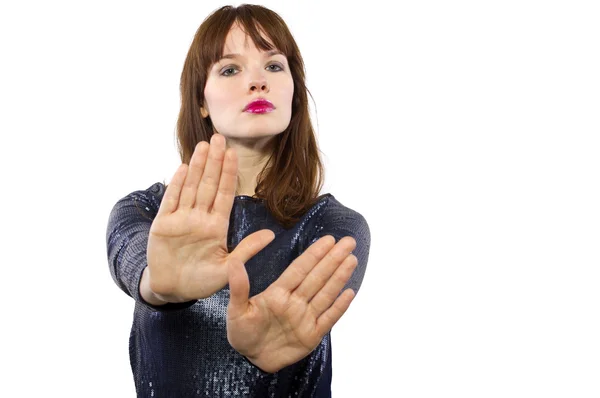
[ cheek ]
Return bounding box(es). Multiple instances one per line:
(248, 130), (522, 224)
(282, 78), (294, 103)
(204, 85), (236, 113)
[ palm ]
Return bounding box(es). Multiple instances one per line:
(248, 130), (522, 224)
(226, 235), (359, 373)
(227, 282), (324, 363)
(145, 133), (275, 301)
(148, 208), (230, 299)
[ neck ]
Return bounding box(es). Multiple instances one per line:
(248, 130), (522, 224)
(226, 135), (276, 198)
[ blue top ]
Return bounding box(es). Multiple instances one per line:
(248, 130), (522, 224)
(105, 182), (371, 397)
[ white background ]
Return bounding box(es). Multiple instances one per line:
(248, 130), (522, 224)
(1, 0), (599, 397)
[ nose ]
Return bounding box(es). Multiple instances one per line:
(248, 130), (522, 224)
(248, 71), (269, 93)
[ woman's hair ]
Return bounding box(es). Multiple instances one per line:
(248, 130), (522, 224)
(162, 4), (326, 229)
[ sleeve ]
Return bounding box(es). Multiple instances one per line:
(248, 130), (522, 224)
(308, 197), (371, 296)
(105, 186), (197, 312)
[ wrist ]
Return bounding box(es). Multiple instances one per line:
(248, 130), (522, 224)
(140, 267), (169, 306)
(242, 354), (280, 374)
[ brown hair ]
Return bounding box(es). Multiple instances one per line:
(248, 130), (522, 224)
(164, 4), (325, 229)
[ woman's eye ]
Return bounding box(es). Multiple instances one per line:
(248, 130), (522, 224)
(221, 67), (237, 76)
(267, 64), (283, 72)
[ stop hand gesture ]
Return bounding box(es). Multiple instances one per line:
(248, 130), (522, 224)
(145, 133), (275, 302)
(226, 234), (358, 373)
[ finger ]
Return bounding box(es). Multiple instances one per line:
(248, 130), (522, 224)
(227, 257), (250, 320)
(294, 236), (356, 301)
(212, 147), (238, 219)
(157, 164), (188, 217)
(315, 288), (356, 336)
(274, 235), (336, 292)
(179, 141), (209, 209)
(196, 133), (226, 212)
(229, 229), (276, 264)
(309, 253), (358, 316)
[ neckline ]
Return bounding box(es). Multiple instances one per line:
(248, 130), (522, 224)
(233, 193), (332, 201)
(234, 195), (262, 201)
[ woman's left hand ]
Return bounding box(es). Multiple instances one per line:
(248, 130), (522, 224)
(226, 235), (358, 373)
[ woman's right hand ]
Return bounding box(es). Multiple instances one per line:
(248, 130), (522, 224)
(145, 133), (275, 302)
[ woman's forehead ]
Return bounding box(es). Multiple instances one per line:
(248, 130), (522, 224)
(222, 22), (275, 52)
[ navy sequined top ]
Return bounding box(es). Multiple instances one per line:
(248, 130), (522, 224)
(105, 182), (371, 397)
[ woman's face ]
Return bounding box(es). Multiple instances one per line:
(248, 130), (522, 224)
(201, 23), (294, 141)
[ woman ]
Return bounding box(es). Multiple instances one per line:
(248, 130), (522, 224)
(106, 4), (371, 397)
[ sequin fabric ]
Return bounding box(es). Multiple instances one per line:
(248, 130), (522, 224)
(105, 182), (371, 397)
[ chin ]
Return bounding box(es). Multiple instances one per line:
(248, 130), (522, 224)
(215, 118), (290, 138)
(220, 130), (283, 141)
(242, 130), (283, 139)
(241, 123), (289, 136)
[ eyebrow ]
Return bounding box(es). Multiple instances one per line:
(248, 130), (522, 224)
(220, 49), (285, 60)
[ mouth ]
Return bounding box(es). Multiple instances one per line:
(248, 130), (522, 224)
(244, 99), (275, 114)
(245, 106), (274, 114)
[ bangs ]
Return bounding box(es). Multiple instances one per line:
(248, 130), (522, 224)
(199, 7), (293, 71)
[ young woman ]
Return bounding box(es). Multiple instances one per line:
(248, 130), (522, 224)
(106, 4), (371, 397)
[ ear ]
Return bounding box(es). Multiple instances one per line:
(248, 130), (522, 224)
(200, 105), (209, 118)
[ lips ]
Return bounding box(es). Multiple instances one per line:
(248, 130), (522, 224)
(244, 98), (274, 113)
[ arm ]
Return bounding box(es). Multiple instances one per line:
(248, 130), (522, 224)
(308, 196), (371, 296)
(105, 184), (197, 311)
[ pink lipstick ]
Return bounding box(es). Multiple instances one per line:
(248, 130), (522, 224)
(244, 98), (274, 114)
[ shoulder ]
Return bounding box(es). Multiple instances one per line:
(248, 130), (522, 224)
(109, 182), (165, 222)
(314, 194), (369, 229)
(128, 182), (165, 202)
(307, 194), (372, 293)
(106, 182), (165, 247)
(309, 194), (370, 247)
(128, 182), (165, 212)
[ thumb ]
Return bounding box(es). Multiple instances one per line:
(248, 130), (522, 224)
(227, 257), (250, 319)
(230, 229), (275, 265)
